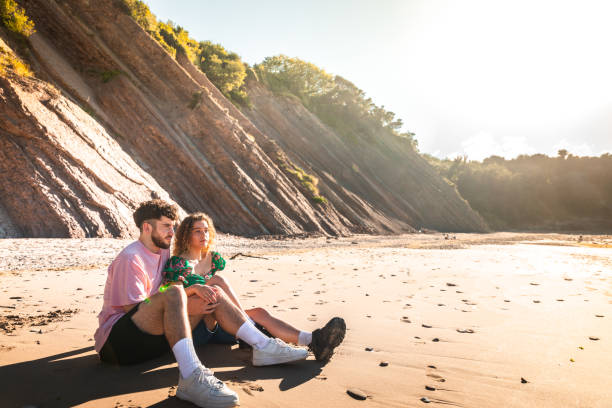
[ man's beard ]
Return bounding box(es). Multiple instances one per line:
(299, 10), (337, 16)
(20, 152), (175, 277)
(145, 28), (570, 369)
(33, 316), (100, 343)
(151, 231), (170, 249)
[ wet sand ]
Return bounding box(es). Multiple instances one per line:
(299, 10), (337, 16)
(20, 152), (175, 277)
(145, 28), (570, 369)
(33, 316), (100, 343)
(0, 233), (610, 407)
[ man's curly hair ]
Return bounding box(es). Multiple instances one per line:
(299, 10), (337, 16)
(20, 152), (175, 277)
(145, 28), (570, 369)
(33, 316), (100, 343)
(172, 212), (216, 257)
(133, 200), (179, 230)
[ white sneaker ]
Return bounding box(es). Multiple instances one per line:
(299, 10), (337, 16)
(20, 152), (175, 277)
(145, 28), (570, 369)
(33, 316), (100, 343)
(177, 365), (239, 408)
(252, 338), (309, 366)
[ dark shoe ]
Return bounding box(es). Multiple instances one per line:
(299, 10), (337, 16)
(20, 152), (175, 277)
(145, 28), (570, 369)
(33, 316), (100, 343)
(309, 317), (346, 363)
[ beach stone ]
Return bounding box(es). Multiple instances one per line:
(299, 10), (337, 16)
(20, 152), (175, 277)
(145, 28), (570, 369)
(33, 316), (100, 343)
(422, 324), (432, 328)
(421, 397), (431, 403)
(446, 283), (457, 287)
(365, 347), (374, 351)
(521, 377), (529, 384)
(595, 315), (604, 317)
(347, 388), (367, 400)
(427, 365), (437, 369)
(425, 385), (436, 391)
(379, 361), (389, 367)
(589, 336), (600, 341)
(457, 328), (475, 334)
(432, 338), (440, 342)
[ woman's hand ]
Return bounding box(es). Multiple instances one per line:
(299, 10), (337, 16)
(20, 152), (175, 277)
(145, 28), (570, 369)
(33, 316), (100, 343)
(185, 284), (217, 304)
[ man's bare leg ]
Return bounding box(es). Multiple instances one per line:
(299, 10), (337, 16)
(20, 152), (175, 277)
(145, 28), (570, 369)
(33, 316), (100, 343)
(131, 285), (239, 406)
(131, 284), (190, 347)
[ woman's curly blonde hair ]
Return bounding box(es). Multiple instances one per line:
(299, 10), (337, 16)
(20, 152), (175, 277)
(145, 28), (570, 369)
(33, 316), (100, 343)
(172, 212), (216, 257)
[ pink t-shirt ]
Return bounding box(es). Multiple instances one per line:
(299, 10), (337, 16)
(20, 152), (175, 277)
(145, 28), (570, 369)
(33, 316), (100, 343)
(94, 240), (169, 353)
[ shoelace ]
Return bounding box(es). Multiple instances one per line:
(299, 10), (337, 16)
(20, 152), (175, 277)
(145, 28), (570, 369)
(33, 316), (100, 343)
(196, 367), (224, 390)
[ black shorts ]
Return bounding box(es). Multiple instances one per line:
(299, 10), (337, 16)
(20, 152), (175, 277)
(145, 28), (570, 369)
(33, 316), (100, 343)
(99, 302), (170, 365)
(99, 302), (237, 365)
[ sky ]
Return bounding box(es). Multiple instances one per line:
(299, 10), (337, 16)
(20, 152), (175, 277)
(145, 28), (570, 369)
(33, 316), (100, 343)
(144, 0), (612, 161)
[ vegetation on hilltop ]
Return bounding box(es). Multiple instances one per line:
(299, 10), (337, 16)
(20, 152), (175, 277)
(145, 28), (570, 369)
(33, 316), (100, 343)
(118, 0), (249, 106)
(253, 55), (417, 148)
(424, 151), (612, 230)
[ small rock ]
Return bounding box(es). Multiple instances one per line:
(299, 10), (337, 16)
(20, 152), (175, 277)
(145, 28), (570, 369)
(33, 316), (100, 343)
(365, 347), (374, 351)
(422, 324), (432, 328)
(421, 397), (431, 403)
(521, 377), (528, 384)
(432, 338), (440, 342)
(425, 385), (436, 391)
(379, 361), (389, 367)
(589, 336), (600, 341)
(533, 300), (541, 303)
(427, 365), (437, 369)
(595, 314), (604, 317)
(446, 283), (457, 287)
(347, 388), (367, 400)
(457, 328), (475, 334)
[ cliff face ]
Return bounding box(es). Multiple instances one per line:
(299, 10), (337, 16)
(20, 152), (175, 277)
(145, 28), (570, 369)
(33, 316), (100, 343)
(242, 80), (488, 233)
(0, 0), (487, 237)
(0, 54), (180, 238)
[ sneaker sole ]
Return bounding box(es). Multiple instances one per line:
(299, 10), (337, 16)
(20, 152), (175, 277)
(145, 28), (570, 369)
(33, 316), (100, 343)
(176, 389), (240, 408)
(315, 319), (346, 362)
(252, 351), (308, 366)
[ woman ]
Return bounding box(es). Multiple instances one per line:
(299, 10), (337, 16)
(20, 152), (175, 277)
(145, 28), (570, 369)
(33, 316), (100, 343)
(164, 212), (346, 362)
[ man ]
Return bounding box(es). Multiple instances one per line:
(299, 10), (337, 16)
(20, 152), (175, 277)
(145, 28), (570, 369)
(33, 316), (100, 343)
(94, 200), (312, 408)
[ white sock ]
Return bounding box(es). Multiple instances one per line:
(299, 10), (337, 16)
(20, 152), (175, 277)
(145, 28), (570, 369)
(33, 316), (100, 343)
(236, 321), (270, 350)
(172, 337), (201, 379)
(298, 331), (312, 346)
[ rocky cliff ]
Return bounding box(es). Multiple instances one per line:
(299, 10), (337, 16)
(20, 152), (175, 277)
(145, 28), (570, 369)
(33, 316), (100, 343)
(0, 0), (487, 238)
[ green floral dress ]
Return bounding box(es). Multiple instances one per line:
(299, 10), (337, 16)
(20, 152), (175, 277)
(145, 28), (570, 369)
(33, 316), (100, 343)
(162, 251), (226, 287)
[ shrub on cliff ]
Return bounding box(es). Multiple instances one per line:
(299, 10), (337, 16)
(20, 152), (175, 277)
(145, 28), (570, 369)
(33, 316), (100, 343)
(0, 45), (32, 77)
(0, 0), (34, 39)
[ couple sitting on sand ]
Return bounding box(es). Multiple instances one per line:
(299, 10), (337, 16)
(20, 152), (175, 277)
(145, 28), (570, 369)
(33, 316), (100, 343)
(94, 200), (346, 408)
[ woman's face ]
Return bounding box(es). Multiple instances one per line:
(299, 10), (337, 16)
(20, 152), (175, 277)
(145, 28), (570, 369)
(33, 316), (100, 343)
(189, 220), (209, 251)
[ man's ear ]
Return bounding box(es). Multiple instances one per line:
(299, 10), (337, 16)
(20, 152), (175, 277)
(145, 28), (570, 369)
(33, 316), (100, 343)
(142, 222), (151, 234)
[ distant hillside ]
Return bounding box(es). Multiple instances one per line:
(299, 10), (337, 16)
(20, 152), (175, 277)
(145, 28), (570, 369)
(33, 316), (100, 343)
(425, 153), (612, 232)
(0, 0), (487, 238)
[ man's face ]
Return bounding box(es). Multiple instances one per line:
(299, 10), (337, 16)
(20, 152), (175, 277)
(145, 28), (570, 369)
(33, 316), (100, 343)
(147, 216), (175, 249)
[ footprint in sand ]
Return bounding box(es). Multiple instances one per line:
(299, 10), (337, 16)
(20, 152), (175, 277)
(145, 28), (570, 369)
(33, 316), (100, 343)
(426, 373), (446, 383)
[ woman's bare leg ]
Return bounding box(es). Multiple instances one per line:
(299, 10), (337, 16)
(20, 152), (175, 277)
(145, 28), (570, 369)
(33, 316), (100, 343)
(206, 274), (245, 311)
(245, 307), (301, 344)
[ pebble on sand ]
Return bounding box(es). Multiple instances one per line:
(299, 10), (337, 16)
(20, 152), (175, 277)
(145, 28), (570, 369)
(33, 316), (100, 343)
(521, 377), (529, 384)
(347, 388), (367, 400)
(379, 361), (389, 367)
(365, 347), (374, 351)
(588, 336), (600, 341)
(421, 396), (431, 403)
(425, 385), (436, 391)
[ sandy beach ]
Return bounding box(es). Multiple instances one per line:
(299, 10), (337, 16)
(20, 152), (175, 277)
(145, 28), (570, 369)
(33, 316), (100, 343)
(1, 232), (610, 407)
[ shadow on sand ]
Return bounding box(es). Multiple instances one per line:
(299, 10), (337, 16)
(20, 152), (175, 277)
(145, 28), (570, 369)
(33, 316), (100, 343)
(1, 344), (322, 407)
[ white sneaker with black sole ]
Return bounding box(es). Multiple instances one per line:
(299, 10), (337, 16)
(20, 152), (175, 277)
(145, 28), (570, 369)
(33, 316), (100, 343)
(177, 365), (239, 408)
(252, 338), (309, 366)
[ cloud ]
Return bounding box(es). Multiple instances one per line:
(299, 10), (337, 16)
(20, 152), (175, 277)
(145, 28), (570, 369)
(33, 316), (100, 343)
(457, 132), (537, 161)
